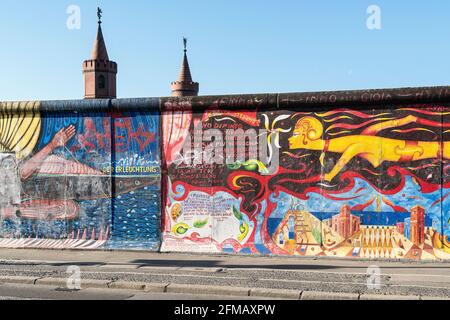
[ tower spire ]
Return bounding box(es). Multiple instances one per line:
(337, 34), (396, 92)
(171, 37), (199, 97)
(82, 7), (117, 99)
(97, 7), (103, 24)
(91, 20), (109, 61)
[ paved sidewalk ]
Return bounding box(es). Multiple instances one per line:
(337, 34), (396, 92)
(0, 249), (449, 300)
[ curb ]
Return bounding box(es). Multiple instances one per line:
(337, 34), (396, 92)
(0, 276), (40, 285)
(35, 277), (111, 288)
(300, 291), (359, 300)
(250, 288), (301, 300)
(166, 284), (250, 297)
(359, 294), (420, 300)
(0, 276), (448, 300)
(109, 281), (168, 293)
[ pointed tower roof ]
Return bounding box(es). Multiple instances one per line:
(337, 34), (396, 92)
(91, 24), (109, 61)
(171, 38), (199, 97)
(91, 8), (109, 61)
(177, 43), (193, 82)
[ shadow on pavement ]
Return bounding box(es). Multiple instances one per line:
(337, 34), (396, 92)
(131, 259), (338, 270)
(48, 262), (106, 267)
(130, 259), (450, 270)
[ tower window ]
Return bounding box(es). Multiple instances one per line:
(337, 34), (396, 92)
(98, 75), (106, 89)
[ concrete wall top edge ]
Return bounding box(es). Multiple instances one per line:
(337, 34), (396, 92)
(160, 86), (450, 111)
(2, 85), (450, 112)
(111, 97), (160, 112)
(0, 98), (160, 113)
(41, 99), (111, 112)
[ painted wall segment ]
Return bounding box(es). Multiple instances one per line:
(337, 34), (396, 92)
(161, 102), (450, 260)
(1, 89), (450, 260)
(0, 100), (161, 250)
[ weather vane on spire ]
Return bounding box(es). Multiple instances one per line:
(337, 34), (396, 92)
(97, 7), (103, 24)
(183, 37), (187, 53)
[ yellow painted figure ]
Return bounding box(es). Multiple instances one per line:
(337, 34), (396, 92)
(0, 101), (41, 160)
(289, 116), (448, 182)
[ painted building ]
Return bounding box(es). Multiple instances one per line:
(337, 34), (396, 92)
(329, 205), (361, 239)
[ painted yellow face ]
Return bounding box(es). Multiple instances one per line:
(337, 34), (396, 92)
(289, 117), (323, 149)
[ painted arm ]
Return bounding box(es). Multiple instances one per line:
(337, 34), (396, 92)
(20, 125), (76, 181)
(362, 115), (418, 135)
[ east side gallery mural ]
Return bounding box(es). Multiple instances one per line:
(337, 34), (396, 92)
(162, 104), (450, 260)
(0, 101), (161, 250)
(1, 99), (449, 260)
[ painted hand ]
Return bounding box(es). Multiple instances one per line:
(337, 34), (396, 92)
(51, 125), (76, 149)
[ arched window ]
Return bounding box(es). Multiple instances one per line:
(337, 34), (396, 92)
(98, 75), (106, 89)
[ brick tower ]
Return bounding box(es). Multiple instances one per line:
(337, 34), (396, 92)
(171, 38), (199, 97)
(83, 8), (117, 99)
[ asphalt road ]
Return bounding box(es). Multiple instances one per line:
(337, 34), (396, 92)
(0, 283), (261, 300)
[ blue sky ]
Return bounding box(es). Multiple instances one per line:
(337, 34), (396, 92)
(1, 1), (450, 100)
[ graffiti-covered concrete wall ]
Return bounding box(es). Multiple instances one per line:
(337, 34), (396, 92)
(2, 87), (450, 260)
(161, 88), (450, 260)
(0, 99), (161, 250)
